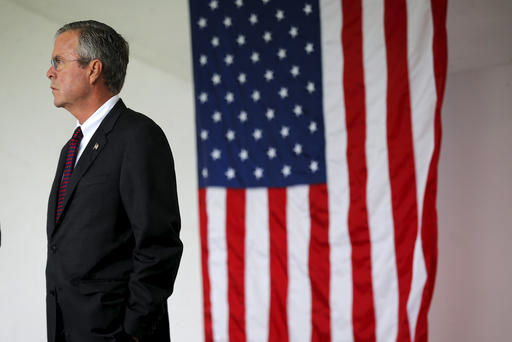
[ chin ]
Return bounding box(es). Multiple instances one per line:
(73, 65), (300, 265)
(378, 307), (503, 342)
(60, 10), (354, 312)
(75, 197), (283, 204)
(53, 98), (64, 108)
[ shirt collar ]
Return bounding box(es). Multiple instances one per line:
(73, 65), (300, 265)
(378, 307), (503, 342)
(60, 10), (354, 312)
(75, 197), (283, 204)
(77, 95), (120, 136)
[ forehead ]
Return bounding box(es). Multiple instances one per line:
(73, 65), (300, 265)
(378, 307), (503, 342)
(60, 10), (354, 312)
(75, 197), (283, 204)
(52, 30), (80, 58)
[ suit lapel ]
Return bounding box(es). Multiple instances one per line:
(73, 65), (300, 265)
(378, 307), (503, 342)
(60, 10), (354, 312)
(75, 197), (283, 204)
(57, 132), (107, 225)
(52, 100), (126, 230)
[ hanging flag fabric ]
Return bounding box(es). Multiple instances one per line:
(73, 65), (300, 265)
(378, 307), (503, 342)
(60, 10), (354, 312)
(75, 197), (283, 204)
(189, 0), (447, 341)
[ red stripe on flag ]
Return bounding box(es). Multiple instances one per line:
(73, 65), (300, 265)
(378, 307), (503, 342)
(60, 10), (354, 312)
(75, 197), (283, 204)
(309, 184), (331, 342)
(341, 0), (377, 340)
(226, 189), (246, 342)
(384, 0), (419, 340)
(268, 188), (289, 342)
(415, 1), (447, 341)
(199, 189), (213, 342)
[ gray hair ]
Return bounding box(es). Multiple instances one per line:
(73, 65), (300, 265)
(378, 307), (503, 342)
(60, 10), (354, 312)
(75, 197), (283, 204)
(56, 20), (129, 94)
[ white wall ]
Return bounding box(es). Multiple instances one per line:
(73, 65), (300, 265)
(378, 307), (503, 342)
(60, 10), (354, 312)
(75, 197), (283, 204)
(0, 1), (202, 341)
(429, 62), (512, 341)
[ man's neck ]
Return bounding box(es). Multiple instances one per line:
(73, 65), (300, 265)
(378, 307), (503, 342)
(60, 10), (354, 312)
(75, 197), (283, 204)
(68, 92), (115, 124)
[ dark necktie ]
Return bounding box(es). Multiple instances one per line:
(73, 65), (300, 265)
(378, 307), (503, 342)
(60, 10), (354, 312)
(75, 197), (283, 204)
(56, 127), (83, 222)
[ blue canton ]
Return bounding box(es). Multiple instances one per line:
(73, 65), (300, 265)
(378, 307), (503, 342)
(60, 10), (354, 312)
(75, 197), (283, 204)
(190, 0), (326, 188)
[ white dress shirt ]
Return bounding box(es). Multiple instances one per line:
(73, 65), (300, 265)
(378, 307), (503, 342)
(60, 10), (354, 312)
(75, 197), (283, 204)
(75, 95), (120, 165)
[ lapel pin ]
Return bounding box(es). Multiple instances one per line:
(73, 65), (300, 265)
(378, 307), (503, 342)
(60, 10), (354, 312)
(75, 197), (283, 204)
(93, 143), (99, 150)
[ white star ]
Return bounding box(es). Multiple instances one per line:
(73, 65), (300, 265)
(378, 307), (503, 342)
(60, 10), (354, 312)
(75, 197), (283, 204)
(254, 167), (264, 179)
(266, 108), (275, 120)
(223, 17), (232, 27)
(305, 42), (314, 54)
(310, 161), (319, 173)
(235, 0), (243, 8)
(211, 36), (220, 47)
(239, 149), (249, 161)
(250, 52), (260, 63)
(263, 31), (272, 43)
(197, 17), (207, 29)
(224, 54), (234, 65)
(309, 121), (317, 133)
(202, 168), (208, 178)
(199, 55), (208, 66)
(226, 130), (235, 141)
(289, 26), (298, 38)
(251, 90), (261, 102)
(212, 111), (222, 122)
(253, 129), (262, 140)
(238, 73), (247, 84)
(262, 0), (270, 4)
(239, 111), (248, 122)
(249, 13), (258, 25)
(282, 165), (291, 177)
(276, 10), (285, 21)
(290, 65), (300, 77)
(211, 149), (221, 160)
(212, 73), (221, 85)
(267, 147), (277, 159)
(293, 143), (302, 155)
(306, 82), (315, 93)
(279, 87), (288, 99)
(200, 129), (208, 141)
(209, 0), (218, 10)
(225, 92), (234, 103)
(304, 3), (312, 15)
(280, 126), (290, 138)
(199, 92), (208, 103)
(237, 35), (246, 46)
(225, 168), (236, 179)
(264, 70), (274, 81)
(293, 105), (303, 116)
(277, 48), (287, 59)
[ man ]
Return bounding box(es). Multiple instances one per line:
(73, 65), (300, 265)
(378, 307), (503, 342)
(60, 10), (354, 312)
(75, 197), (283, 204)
(45, 20), (183, 342)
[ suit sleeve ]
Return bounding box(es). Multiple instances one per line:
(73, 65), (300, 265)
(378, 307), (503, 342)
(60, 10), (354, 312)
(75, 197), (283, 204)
(119, 120), (183, 338)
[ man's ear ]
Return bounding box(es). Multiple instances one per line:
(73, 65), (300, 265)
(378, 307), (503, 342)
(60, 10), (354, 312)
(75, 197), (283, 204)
(89, 59), (103, 85)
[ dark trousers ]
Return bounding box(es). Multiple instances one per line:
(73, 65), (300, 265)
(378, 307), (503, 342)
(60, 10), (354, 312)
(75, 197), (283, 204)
(54, 300), (135, 342)
(55, 301), (67, 342)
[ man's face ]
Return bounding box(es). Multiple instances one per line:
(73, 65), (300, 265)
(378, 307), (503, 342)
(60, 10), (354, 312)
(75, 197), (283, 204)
(46, 31), (91, 111)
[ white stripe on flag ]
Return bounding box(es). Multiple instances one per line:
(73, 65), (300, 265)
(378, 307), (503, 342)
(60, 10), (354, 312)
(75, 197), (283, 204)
(245, 188), (270, 342)
(406, 0), (437, 338)
(206, 188), (229, 342)
(320, 0), (354, 341)
(362, 1), (400, 341)
(287, 185), (312, 342)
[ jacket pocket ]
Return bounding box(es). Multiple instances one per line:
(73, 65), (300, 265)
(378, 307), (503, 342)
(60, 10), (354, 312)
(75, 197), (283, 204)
(80, 174), (109, 186)
(77, 279), (128, 295)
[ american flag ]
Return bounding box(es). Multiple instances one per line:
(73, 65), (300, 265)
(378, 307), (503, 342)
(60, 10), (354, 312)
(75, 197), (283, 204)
(189, 0), (447, 341)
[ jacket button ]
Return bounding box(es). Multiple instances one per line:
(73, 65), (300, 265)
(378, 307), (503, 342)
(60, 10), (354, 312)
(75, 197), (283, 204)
(50, 245), (57, 253)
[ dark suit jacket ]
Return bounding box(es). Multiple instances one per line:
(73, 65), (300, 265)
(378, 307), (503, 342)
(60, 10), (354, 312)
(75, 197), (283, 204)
(46, 100), (183, 342)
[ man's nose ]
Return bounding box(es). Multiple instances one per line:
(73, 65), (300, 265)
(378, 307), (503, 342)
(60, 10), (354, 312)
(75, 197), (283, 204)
(47, 66), (56, 79)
